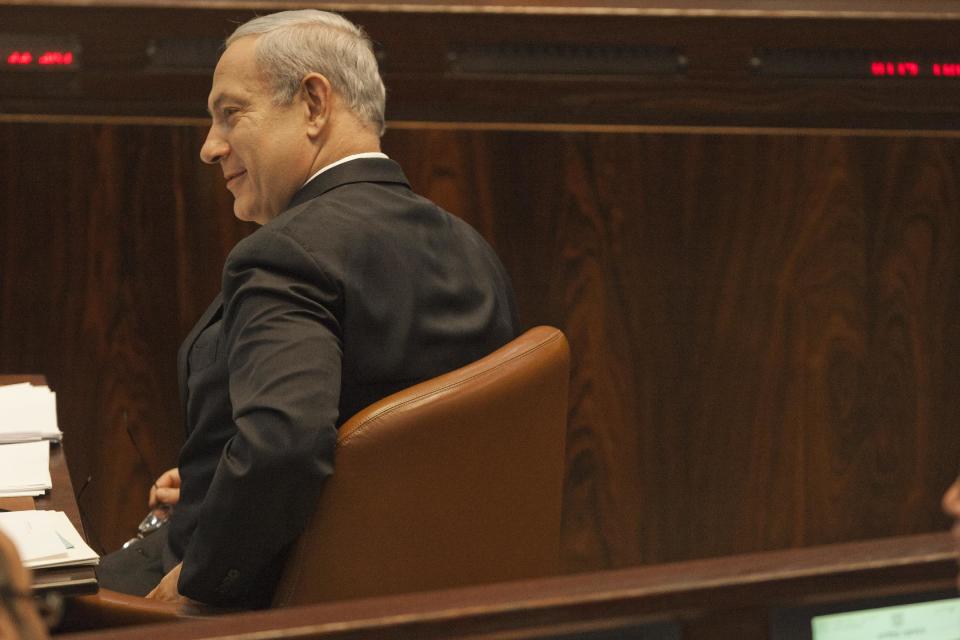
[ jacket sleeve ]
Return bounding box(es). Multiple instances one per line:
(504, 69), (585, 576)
(177, 226), (342, 607)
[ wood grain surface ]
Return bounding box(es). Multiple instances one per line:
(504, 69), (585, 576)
(57, 532), (957, 640)
(1, 122), (958, 574)
(385, 129), (960, 571)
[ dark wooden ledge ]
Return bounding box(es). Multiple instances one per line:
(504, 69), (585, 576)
(60, 532), (958, 639)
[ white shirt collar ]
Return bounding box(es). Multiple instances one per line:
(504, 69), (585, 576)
(302, 152), (389, 188)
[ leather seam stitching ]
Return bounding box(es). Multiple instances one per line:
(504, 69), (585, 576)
(336, 332), (562, 449)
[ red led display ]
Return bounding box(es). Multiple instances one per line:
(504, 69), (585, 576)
(7, 51), (32, 65)
(870, 60), (960, 78)
(5, 50), (74, 67)
(756, 50), (960, 79)
(933, 63), (960, 77)
(38, 51), (73, 65)
(870, 61), (918, 77)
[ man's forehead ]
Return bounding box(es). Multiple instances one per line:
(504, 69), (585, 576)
(206, 38), (264, 111)
(206, 75), (249, 113)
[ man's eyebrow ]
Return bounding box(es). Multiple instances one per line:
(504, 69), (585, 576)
(207, 94), (239, 117)
(207, 95), (223, 117)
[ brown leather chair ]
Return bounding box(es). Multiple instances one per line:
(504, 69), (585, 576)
(66, 326), (570, 625)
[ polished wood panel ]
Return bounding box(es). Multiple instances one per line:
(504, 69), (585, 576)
(58, 533), (957, 639)
(3, 122), (957, 571)
(385, 129), (960, 570)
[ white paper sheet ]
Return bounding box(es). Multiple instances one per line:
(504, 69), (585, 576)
(0, 510), (99, 569)
(0, 441), (51, 496)
(0, 510), (68, 563)
(0, 383), (62, 443)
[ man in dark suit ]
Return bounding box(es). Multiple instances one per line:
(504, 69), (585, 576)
(96, 9), (517, 607)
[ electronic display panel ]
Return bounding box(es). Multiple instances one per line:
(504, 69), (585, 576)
(0, 34), (80, 70)
(772, 591), (959, 640)
(812, 597), (959, 640)
(754, 50), (960, 79)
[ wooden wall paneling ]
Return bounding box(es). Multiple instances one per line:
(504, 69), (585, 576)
(386, 131), (656, 571)
(707, 135), (873, 553)
(3, 121), (960, 571)
(856, 137), (960, 534)
(384, 129), (960, 572)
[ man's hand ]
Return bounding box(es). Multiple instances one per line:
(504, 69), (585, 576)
(944, 477), (960, 589)
(943, 477), (960, 542)
(146, 562), (187, 603)
(149, 467), (181, 512)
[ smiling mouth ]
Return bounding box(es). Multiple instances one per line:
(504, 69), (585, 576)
(225, 170), (246, 186)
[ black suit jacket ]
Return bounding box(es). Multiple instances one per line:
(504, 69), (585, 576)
(168, 158), (518, 607)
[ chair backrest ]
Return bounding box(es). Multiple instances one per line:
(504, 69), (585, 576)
(273, 326), (570, 606)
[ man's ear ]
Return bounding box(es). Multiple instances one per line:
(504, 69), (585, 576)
(301, 73), (333, 137)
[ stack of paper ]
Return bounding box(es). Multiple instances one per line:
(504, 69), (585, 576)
(0, 383), (61, 497)
(0, 510), (98, 569)
(0, 441), (51, 497)
(0, 383), (62, 443)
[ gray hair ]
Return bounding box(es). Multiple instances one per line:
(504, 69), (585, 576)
(227, 10), (386, 136)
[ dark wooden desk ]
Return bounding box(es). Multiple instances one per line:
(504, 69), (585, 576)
(35, 442), (85, 539)
(58, 531), (957, 640)
(0, 375), (97, 594)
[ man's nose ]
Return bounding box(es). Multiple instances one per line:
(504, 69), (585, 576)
(200, 128), (228, 164)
